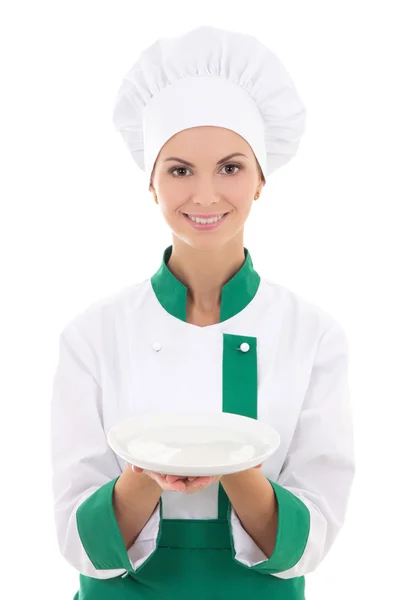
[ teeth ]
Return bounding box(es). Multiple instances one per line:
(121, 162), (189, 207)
(187, 214), (225, 224)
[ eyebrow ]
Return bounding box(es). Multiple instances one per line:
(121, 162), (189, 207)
(163, 152), (248, 167)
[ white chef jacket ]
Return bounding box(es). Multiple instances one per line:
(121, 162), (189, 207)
(51, 245), (355, 582)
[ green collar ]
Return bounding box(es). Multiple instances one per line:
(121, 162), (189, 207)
(150, 245), (261, 323)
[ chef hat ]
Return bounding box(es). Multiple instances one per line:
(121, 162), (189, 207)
(112, 25), (306, 186)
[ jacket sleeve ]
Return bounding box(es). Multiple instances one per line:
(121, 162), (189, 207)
(229, 320), (355, 577)
(50, 322), (162, 578)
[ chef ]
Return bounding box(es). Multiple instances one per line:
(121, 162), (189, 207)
(50, 25), (355, 600)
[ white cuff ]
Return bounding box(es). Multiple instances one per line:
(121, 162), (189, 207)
(230, 506), (269, 567)
(127, 501), (161, 571)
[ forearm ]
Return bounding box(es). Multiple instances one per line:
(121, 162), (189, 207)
(112, 465), (163, 549)
(220, 468), (278, 558)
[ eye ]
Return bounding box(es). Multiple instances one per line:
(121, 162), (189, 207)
(169, 166), (191, 177)
(220, 163), (241, 175)
(168, 163), (242, 177)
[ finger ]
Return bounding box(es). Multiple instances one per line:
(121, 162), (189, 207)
(184, 478), (212, 493)
(132, 465), (144, 473)
(183, 482), (202, 493)
(170, 478), (186, 491)
(149, 473), (181, 490)
(191, 477), (212, 488)
(158, 473), (186, 490)
(165, 474), (186, 484)
(196, 476), (213, 484)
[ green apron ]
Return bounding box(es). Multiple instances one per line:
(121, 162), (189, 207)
(75, 332), (309, 599)
(74, 248), (310, 598)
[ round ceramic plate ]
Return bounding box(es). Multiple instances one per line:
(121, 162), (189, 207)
(107, 411), (280, 476)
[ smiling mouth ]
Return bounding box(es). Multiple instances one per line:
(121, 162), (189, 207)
(183, 212), (229, 218)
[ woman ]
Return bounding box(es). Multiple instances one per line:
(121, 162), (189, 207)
(51, 26), (355, 600)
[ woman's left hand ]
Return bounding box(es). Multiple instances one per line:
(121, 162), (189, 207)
(183, 463), (263, 494)
(132, 464), (262, 494)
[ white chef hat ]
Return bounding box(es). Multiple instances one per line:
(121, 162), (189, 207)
(112, 25), (306, 186)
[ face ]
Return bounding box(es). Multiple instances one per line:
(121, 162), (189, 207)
(149, 126), (265, 250)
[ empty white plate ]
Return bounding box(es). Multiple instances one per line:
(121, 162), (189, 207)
(107, 411), (280, 476)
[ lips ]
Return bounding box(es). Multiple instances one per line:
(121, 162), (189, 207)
(183, 212), (229, 230)
(184, 213), (229, 219)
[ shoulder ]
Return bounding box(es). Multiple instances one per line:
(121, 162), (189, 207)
(59, 278), (149, 344)
(258, 275), (348, 345)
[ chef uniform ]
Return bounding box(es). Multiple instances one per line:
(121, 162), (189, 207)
(50, 26), (355, 600)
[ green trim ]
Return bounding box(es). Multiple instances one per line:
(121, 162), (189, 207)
(222, 334), (258, 419)
(218, 333), (258, 519)
(76, 477), (132, 572)
(150, 245), (261, 323)
(228, 479), (311, 574)
(76, 477), (166, 575)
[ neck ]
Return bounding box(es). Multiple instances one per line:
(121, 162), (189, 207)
(167, 236), (246, 314)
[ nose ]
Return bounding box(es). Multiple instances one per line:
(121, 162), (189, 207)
(192, 181), (221, 206)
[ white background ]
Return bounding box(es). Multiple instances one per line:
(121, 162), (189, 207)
(1, 1), (399, 598)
